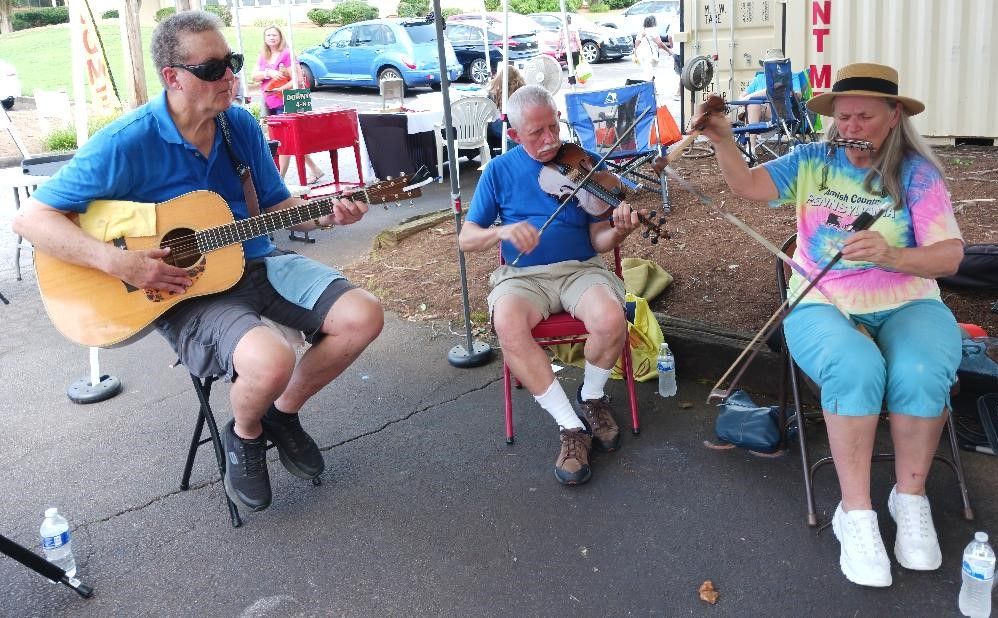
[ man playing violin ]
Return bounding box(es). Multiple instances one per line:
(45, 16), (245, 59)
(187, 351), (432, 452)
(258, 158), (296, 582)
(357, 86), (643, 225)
(459, 85), (646, 485)
(13, 11), (384, 512)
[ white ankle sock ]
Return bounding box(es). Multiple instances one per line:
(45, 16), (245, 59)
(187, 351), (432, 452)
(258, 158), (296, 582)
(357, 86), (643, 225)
(580, 362), (612, 401)
(534, 380), (584, 430)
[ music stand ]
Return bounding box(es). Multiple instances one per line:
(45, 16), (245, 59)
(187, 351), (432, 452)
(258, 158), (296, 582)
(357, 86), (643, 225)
(0, 534), (93, 598)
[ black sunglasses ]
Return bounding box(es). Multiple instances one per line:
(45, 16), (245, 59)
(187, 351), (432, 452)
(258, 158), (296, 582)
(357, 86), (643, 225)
(170, 52), (244, 82)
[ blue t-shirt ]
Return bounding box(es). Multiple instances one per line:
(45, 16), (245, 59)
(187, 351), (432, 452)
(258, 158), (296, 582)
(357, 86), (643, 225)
(466, 145), (600, 268)
(34, 92), (290, 260)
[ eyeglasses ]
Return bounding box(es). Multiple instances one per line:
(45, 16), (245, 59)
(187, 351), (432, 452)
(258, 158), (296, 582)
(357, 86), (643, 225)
(170, 53), (244, 82)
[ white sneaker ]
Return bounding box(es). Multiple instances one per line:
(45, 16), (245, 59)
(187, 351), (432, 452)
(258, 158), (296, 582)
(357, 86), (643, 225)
(831, 502), (893, 587)
(888, 486), (942, 570)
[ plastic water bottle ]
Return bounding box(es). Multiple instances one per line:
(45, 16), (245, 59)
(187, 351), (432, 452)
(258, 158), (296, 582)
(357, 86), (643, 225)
(657, 342), (677, 397)
(960, 531), (995, 617)
(39, 507), (76, 578)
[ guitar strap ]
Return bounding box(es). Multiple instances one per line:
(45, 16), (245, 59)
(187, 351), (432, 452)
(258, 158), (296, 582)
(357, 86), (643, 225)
(215, 112), (262, 217)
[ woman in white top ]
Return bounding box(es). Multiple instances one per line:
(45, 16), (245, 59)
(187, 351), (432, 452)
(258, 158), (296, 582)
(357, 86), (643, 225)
(633, 16), (671, 83)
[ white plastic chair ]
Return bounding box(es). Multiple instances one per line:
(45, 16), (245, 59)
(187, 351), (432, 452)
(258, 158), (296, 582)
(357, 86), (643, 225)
(434, 96), (499, 182)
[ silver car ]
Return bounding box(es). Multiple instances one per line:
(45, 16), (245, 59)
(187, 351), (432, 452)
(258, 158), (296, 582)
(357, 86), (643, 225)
(596, 0), (680, 43)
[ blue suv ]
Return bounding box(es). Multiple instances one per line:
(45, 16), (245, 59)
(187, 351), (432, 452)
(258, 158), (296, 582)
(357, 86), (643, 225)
(298, 17), (462, 91)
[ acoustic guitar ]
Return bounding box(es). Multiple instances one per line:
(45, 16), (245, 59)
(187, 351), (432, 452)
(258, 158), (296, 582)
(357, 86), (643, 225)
(35, 171), (429, 348)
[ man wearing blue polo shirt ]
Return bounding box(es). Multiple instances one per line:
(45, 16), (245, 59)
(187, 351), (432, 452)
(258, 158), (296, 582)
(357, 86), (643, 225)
(13, 11), (384, 513)
(458, 85), (646, 486)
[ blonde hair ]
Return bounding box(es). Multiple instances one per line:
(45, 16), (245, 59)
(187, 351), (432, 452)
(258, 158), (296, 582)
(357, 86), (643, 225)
(826, 98), (946, 209)
(487, 63), (526, 108)
(260, 25), (287, 60)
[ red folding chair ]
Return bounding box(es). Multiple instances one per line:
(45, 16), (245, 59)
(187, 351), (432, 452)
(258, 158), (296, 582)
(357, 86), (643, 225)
(500, 246), (640, 443)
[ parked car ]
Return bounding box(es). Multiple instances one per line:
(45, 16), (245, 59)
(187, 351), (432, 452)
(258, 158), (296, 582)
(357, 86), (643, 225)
(448, 12), (565, 65)
(444, 19), (540, 84)
(527, 12), (633, 64)
(595, 0), (680, 43)
(298, 17), (462, 92)
(0, 60), (21, 111)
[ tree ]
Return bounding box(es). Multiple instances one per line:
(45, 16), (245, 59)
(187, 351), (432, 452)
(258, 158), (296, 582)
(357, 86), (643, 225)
(0, 0), (13, 35)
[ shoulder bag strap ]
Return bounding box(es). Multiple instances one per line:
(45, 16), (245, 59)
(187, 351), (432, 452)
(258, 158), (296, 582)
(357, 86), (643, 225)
(215, 111), (262, 217)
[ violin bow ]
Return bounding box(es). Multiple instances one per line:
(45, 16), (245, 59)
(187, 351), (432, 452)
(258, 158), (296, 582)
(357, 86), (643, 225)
(509, 107), (652, 266)
(706, 206), (889, 404)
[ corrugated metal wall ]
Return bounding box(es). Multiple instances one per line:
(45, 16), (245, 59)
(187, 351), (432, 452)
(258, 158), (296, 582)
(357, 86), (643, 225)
(679, 0), (998, 141)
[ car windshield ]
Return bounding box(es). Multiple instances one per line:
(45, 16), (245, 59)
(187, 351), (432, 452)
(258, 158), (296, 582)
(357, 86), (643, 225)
(403, 23), (438, 43)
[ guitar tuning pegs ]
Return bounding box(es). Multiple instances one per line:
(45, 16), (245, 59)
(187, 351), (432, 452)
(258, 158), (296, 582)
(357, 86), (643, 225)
(649, 210), (657, 218)
(642, 229), (650, 239)
(650, 236), (659, 245)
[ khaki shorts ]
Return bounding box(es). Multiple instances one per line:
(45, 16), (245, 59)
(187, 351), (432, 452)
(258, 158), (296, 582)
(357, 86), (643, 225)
(487, 256), (625, 319)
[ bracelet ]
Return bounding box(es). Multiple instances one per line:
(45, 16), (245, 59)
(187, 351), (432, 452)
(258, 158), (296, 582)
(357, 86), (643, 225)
(313, 218), (334, 231)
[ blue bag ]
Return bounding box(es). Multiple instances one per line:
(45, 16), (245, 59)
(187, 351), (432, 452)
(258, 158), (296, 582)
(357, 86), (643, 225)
(714, 389), (783, 453)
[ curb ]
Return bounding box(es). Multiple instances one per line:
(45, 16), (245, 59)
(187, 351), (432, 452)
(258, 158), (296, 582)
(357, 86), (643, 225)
(654, 313), (784, 399)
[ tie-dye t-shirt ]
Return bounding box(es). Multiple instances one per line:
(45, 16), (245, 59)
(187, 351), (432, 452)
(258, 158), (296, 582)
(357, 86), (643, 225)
(763, 142), (962, 314)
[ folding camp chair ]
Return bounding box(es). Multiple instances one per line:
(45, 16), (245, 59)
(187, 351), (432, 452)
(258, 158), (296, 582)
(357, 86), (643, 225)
(774, 234), (974, 527)
(727, 59), (811, 166)
(564, 82), (674, 210)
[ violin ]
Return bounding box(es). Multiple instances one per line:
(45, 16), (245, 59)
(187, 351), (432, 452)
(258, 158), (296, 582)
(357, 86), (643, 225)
(550, 142), (670, 244)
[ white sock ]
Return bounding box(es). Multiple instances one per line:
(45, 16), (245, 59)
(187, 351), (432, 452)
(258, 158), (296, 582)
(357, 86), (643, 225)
(534, 380), (584, 430)
(580, 362), (612, 402)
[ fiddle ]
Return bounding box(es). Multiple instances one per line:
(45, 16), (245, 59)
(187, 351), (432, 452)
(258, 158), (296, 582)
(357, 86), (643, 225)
(550, 142), (669, 244)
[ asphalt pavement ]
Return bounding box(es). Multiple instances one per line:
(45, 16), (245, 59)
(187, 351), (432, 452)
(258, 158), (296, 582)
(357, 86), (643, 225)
(1, 101), (995, 616)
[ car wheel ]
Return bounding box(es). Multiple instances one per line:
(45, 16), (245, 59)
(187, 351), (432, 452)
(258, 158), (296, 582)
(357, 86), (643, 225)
(430, 82), (442, 91)
(1, 96), (13, 111)
(300, 63), (315, 90)
(469, 58), (490, 85)
(581, 41), (600, 64)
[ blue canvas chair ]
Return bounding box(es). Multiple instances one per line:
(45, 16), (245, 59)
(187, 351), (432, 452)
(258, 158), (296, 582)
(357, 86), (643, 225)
(728, 59), (814, 166)
(564, 82), (675, 212)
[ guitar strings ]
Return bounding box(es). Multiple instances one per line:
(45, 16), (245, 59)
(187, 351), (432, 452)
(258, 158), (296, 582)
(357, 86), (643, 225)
(146, 189), (395, 263)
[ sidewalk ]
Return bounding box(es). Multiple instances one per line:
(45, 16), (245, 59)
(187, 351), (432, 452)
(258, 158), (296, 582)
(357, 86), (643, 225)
(1, 161), (994, 615)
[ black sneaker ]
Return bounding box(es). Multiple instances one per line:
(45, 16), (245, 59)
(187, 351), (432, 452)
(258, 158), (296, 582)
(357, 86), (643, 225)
(222, 419), (271, 512)
(261, 409), (325, 480)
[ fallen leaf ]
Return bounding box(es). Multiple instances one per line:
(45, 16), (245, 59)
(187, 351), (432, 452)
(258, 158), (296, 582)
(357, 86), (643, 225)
(698, 580), (719, 605)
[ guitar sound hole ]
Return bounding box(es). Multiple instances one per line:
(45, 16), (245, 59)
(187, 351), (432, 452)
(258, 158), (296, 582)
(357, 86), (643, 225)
(161, 228), (202, 268)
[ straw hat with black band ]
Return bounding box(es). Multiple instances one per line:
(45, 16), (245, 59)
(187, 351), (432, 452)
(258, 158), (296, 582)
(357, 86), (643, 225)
(806, 62), (925, 117)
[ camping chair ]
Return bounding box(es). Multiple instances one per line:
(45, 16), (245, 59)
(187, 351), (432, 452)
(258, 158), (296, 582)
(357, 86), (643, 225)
(177, 323), (320, 528)
(564, 82), (673, 209)
(727, 59), (809, 166)
(434, 96), (499, 182)
(500, 246), (640, 444)
(774, 234), (974, 527)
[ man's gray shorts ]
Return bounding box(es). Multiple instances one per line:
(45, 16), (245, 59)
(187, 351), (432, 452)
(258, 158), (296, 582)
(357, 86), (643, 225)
(155, 258), (355, 381)
(487, 256), (625, 319)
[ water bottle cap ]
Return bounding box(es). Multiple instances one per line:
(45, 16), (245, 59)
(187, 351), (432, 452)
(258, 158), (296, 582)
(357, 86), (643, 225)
(44, 507), (58, 518)
(975, 531), (989, 543)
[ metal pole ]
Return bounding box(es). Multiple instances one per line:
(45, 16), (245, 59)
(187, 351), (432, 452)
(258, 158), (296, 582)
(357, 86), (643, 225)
(728, 0), (735, 101)
(501, 0), (510, 153)
(232, 0), (247, 101)
(559, 0), (576, 90)
(285, 0), (298, 88)
(432, 1), (493, 368)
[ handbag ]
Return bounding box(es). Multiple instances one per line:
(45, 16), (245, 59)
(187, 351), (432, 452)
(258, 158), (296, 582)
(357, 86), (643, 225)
(714, 390), (783, 453)
(610, 293), (664, 382)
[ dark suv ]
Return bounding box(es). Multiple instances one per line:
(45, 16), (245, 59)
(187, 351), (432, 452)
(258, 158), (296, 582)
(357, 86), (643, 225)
(444, 19), (540, 84)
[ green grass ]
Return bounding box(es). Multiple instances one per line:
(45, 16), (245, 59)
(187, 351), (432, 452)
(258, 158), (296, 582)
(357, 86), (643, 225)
(0, 21), (331, 101)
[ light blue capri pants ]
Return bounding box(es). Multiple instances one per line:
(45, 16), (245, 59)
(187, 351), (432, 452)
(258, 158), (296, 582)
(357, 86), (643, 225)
(782, 299), (962, 417)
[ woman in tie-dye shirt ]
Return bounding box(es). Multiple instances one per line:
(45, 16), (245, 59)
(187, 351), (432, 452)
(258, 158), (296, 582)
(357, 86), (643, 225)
(696, 63), (964, 590)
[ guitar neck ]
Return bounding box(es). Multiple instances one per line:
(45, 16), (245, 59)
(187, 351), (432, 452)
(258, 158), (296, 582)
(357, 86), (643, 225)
(195, 197), (338, 251)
